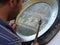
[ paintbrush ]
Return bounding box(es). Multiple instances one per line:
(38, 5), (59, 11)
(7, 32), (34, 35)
(34, 19), (42, 43)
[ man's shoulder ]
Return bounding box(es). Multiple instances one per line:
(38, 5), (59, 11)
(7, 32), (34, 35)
(0, 23), (22, 45)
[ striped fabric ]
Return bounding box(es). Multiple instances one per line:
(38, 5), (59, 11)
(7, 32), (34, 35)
(0, 19), (22, 45)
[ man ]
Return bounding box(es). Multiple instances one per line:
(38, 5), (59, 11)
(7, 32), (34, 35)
(0, 0), (39, 45)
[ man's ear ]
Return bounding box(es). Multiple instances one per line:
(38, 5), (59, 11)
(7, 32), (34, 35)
(8, 0), (16, 8)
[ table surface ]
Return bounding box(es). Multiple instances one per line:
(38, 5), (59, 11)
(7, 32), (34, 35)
(47, 31), (60, 45)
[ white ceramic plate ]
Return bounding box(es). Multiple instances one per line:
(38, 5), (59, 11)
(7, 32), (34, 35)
(16, 0), (58, 42)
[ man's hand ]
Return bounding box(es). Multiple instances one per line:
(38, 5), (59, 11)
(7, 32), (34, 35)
(31, 41), (40, 45)
(9, 20), (17, 30)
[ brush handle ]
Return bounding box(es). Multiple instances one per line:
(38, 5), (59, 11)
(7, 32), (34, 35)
(34, 20), (42, 43)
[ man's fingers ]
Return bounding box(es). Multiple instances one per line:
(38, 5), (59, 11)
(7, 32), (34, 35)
(9, 20), (15, 26)
(12, 24), (17, 30)
(31, 41), (40, 45)
(9, 20), (17, 30)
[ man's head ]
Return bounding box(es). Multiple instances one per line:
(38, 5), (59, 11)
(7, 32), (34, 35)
(0, 0), (22, 21)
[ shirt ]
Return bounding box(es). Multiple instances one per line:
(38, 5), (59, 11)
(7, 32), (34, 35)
(0, 19), (22, 45)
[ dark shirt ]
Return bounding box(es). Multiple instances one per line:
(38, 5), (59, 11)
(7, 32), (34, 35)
(0, 19), (22, 45)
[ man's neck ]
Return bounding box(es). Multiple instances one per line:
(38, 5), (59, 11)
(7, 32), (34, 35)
(0, 15), (7, 22)
(0, 4), (9, 22)
(0, 10), (8, 22)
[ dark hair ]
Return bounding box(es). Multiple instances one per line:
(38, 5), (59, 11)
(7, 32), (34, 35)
(0, 0), (19, 4)
(0, 0), (9, 4)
